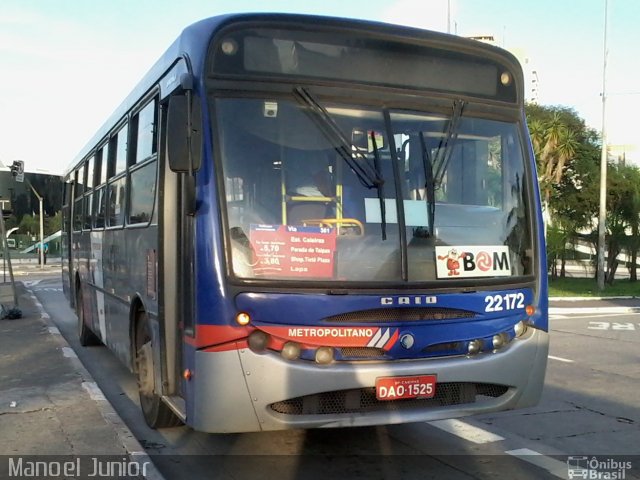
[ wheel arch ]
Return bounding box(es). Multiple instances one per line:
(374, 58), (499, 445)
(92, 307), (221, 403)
(129, 294), (163, 387)
(130, 295), (147, 371)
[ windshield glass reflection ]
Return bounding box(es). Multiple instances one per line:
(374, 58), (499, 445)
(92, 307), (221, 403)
(214, 97), (532, 283)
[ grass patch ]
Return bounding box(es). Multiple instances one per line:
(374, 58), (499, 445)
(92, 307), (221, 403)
(548, 277), (640, 297)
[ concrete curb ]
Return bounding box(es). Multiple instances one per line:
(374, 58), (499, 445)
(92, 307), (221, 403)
(550, 306), (640, 315)
(23, 286), (166, 480)
(549, 295), (640, 315)
(549, 296), (638, 302)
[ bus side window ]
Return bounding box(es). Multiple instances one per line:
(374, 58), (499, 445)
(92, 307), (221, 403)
(94, 187), (107, 228)
(107, 122), (128, 227)
(128, 98), (158, 225)
(73, 164), (85, 232)
(108, 177), (126, 227)
(93, 142), (109, 229)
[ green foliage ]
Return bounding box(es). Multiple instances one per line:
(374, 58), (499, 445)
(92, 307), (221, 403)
(46, 211), (62, 236)
(526, 103), (640, 284)
(549, 277), (640, 297)
(603, 164), (640, 283)
(18, 214), (39, 236)
(546, 226), (568, 278)
(15, 210), (61, 237)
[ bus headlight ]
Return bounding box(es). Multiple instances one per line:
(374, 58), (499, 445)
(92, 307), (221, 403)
(514, 321), (528, 338)
(315, 347), (334, 364)
(282, 342), (301, 361)
(467, 339), (483, 355)
(492, 333), (508, 350)
(248, 330), (269, 352)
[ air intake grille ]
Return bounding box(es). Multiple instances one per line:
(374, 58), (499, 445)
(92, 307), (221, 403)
(324, 308), (475, 323)
(269, 382), (508, 415)
(339, 347), (386, 359)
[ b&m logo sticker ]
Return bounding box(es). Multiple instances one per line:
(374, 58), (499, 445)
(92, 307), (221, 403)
(435, 246), (511, 278)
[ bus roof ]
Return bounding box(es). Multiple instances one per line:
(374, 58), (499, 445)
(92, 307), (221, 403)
(64, 13), (522, 176)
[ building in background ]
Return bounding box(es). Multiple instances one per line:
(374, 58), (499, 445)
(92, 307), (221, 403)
(608, 144), (636, 166)
(0, 162), (62, 254)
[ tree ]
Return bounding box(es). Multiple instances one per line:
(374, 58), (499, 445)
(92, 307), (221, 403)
(605, 164), (640, 283)
(527, 104), (600, 277)
(527, 108), (582, 207)
(19, 214), (39, 236)
(45, 211), (62, 236)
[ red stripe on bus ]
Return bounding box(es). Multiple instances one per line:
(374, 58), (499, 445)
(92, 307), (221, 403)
(384, 329), (400, 351)
(184, 325), (251, 349)
(202, 340), (249, 353)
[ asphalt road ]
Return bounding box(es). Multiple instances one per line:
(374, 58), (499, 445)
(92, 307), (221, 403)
(25, 274), (640, 480)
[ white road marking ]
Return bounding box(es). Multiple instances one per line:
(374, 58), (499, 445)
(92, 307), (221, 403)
(588, 321), (637, 331)
(548, 355), (574, 363)
(506, 448), (568, 478)
(582, 313), (639, 319)
(428, 419), (505, 444)
(62, 347), (78, 358)
(82, 382), (107, 402)
(47, 326), (60, 335)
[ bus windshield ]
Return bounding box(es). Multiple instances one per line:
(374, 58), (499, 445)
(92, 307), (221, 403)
(215, 95), (533, 283)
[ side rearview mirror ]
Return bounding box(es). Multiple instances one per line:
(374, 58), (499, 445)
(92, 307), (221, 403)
(166, 94), (202, 173)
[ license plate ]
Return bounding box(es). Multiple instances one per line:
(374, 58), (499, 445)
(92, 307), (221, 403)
(375, 375), (437, 401)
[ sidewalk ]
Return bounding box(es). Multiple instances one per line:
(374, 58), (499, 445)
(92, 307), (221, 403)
(0, 260), (61, 277)
(0, 282), (161, 479)
(549, 296), (640, 314)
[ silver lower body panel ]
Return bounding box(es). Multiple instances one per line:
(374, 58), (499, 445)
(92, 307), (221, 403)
(190, 327), (548, 432)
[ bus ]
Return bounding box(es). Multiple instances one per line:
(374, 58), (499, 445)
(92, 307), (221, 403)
(62, 13), (548, 433)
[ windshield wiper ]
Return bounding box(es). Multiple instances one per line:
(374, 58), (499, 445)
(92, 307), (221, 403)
(293, 87), (381, 189)
(418, 132), (435, 237)
(369, 131), (386, 240)
(293, 86), (387, 239)
(433, 99), (465, 187)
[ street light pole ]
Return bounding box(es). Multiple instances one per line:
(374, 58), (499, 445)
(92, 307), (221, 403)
(597, 0), (609, 291)
(28, 183), (45, 270)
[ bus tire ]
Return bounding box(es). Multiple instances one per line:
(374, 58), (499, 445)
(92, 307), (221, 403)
(76, 285), (100, 346)
(135, 312), (182, 429)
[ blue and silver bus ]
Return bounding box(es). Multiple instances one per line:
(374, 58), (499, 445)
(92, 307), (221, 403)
(62, 13), (548, 433)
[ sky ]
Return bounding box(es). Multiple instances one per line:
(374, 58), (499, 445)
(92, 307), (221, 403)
(1, 0), (638, 174)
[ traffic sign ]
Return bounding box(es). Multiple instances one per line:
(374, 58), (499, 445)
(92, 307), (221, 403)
(11, 160), (24, 183)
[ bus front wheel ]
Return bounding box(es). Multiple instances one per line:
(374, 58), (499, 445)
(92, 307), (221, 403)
(135, 312), (182, 428)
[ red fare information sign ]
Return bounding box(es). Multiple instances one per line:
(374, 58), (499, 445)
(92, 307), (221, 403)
(250, 224), (337, 278)
(375, 375), (437, 401)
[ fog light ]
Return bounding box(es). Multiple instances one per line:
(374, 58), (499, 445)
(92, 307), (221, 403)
(236, 312), (251, 326)
(248, 330), (269, 352)
(315, 347), (334, 364)
(492, 333), (508, 350)
(281, 342), (301, 360)
(514, 320), (528, 338)
(468, 339), (483, 355)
